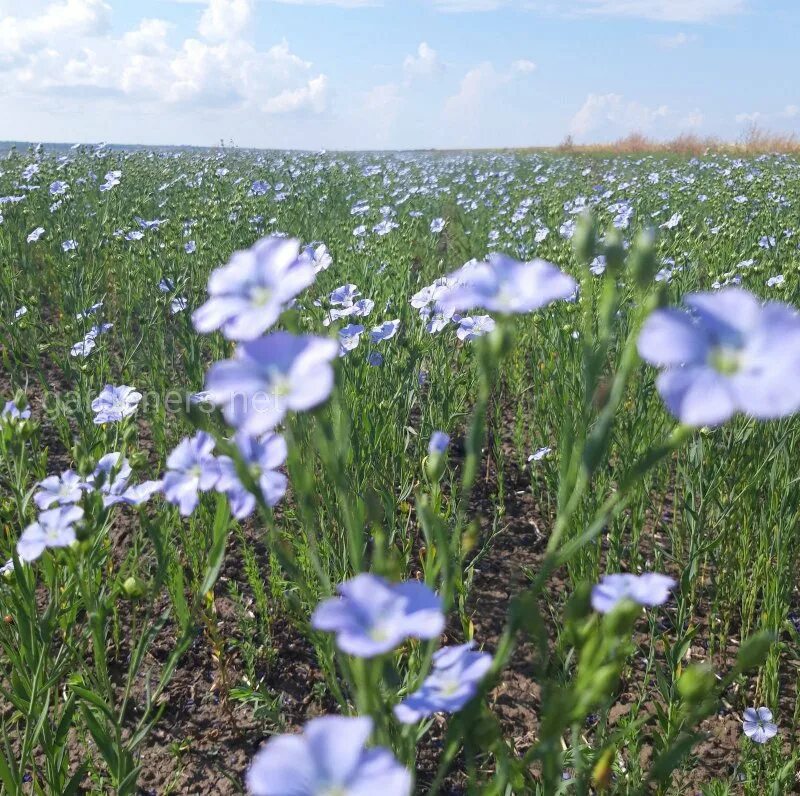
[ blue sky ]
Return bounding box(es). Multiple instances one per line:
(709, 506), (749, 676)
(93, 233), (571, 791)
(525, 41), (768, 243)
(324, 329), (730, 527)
(0, 0), (798, 149)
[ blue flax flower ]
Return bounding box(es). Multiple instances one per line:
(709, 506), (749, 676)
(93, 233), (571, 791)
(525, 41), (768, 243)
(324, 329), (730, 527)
(18, 506), (83, 562)
(312, 573), (444, 658)
(2, 401), (31, 421)
(246, 716), (411, 796)
(163, 432), (221, 516)
(638, 288), (800, 426)
(440, 254), (576, 315)
(394, 642), (492, 724)
(591, 573), (676, 614)
(91, 385), (142, 424)
(742, 707), (778, 744)
(428, 431), (450, 455)
(217, 432), (287, 519)
(193, 236), (315, 341)
(34, 471), (88, 510)
(205, 332), (338, 436)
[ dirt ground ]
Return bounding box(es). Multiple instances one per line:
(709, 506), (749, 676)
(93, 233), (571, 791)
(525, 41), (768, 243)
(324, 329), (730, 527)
(2, 364), (799, 795)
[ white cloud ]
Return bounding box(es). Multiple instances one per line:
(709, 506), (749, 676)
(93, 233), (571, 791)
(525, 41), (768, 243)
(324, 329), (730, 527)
(430, 0), (505, 11)
(362, 82), (403, 143)
(0, 0), (111, 65)
(781, 104), (799, 118)
(269, 0), (379, 5)
(443, 61), (499, 119)
(262, 74), (328, 113)
(121, 19), (171, 55)
(735, 111), (762, 124)
(443, 58), (536, 122)
(1, 0), (330, 116)
(403, 42), (443, 81)
(512, 58), (537, 73)
(198, 0), (252, 41)
(569, 93), (669, 138)
(682, 109), (704, 128)
(434, 0), (745, 21)
(569, 0), (745, 22)
(655, 31), (697, 48)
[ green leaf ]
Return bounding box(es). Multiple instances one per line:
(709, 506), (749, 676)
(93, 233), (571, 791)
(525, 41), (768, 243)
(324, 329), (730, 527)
(199, 494), (232, 598)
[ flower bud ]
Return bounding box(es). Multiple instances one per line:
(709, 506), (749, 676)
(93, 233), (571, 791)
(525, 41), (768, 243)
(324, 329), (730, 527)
(425, 431), (450, 482)
(677, 663), (716, 704)
(603, 229), (626, 277)
(630, 227), (657, 289)
(122, 575), (147, 600)
(573, 213), (597, 265)
(734, 631), (775, 673)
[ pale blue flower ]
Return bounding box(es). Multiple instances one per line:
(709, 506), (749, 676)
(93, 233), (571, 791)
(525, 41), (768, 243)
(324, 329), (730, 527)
(440, 254), (576, 315)
(300, 243), (332, 273)
(373, 219), (399, 236)
(456, 315), (495, 342)
(71, 337), (97, 358)
(163, 432), (221, 516)
(394, 642), (492, 724)
(76, 302), (103, 320)
(2, 401), (31, 421)
(217, 432), (287, 519)
(27, 227), (45, 243)
(638, 288), (800, 426)
(742, 707), (778, 744)
(193, 237), (315, 341)
(34, 471), (88, 510)
(89, 452), (159, 507)
(330, 284), (360, 307)
(91, 385), (142, 424)
(339, 324), (365, 356)
(428, 431), (450, 455)
(591, 572), (676, 614)
(18, 506), (83, 562)
(205, 332), (338, 435)
(370, 319), (400, 343)
(528, 446), (551, 462)
(311, 573), (444, 658)
(246, 716), (411, 796)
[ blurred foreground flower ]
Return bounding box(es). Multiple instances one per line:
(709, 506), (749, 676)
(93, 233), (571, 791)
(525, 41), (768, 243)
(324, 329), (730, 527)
(217, 432), (287, 519)
(439, 254), (576, 315)
(638, 288), (800, 427)
(246, 716), (411, 796)
(591, 573), (676, 614)
(2, 400), (31, 421)
(428, 431), (450, 456)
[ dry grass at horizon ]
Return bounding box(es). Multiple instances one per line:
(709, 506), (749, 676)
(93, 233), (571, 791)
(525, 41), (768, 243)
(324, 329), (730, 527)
(518, 125), (800, 156)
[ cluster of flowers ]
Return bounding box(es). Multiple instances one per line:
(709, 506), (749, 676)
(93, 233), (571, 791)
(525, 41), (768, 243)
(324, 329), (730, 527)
(7, 205), (795, 790)
(14, 453), (161, 564)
